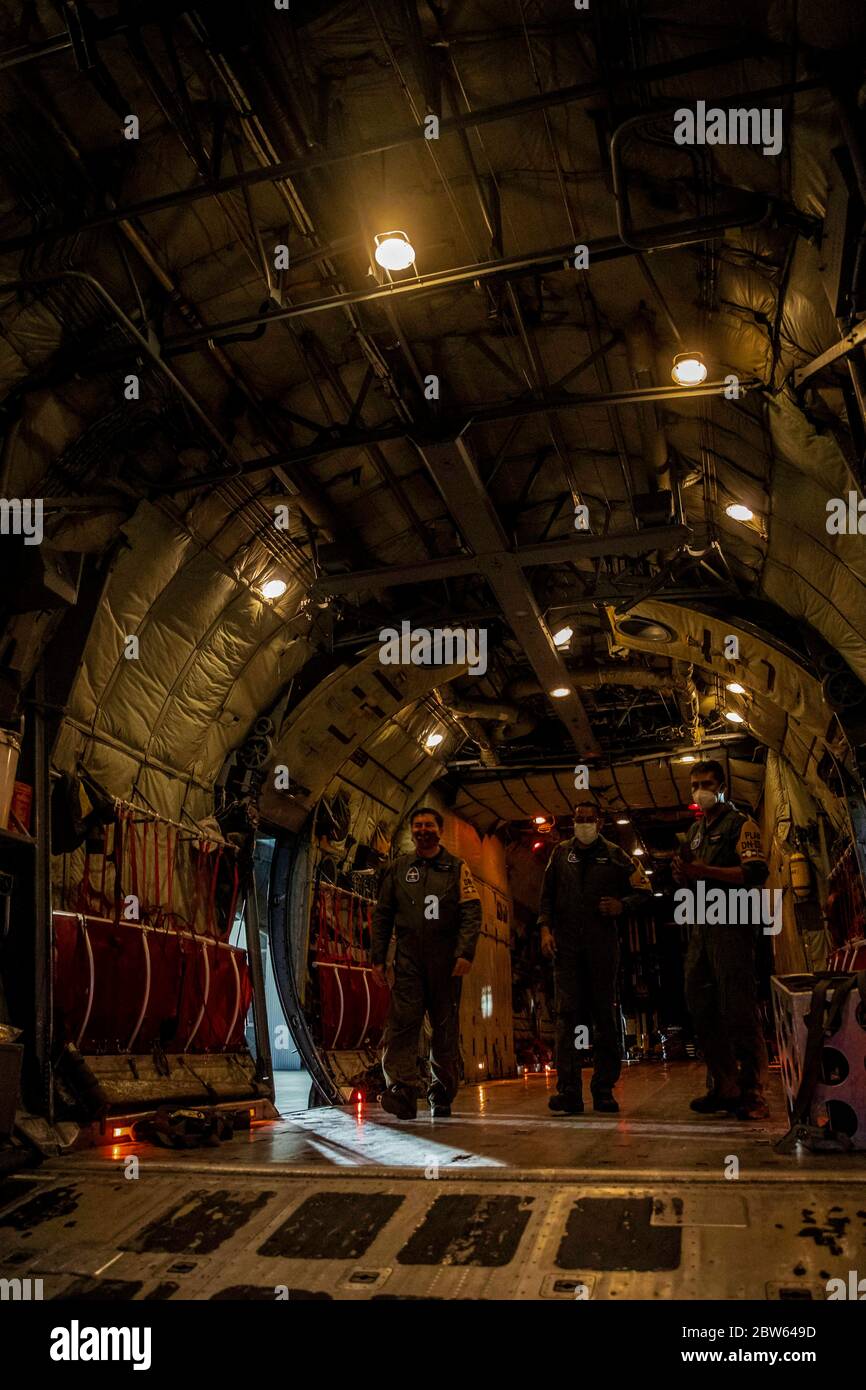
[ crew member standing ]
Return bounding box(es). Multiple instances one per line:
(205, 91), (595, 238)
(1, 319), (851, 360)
(673, 760), (770, 1121)
(538, 803), (651, 1114)
(371, 807), (481, 1119)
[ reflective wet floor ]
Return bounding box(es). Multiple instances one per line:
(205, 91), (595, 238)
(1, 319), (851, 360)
(1, 1063), (864, 1299)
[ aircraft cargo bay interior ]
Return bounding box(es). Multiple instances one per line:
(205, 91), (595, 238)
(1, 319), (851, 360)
(1, 0), (866, 1338)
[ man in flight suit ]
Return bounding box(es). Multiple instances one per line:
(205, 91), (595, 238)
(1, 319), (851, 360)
(538, 804), (651, 1114)
(371, 807), (482, 1119)
(673, 760), (770, 1121)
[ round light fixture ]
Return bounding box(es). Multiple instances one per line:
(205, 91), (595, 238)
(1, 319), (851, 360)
(260, 577), (287, 599)
(374, 231), (416, 272)
(616, 817), (630, 825)
(724, 709), (745, 724)
(550, 686), (571, 699)
(617, 616), (677, 643)
(726, 681), (746, 695)
(633, 847), (645, 856)
(553, 626), (573, 647)
(425, 732), (444, 748)
(679, 754), (697, 763)
(654, 891), (663, 898)
(725, 503), (754, 523)
(671, 351), (708, 386)
(534, 815), (547, 825)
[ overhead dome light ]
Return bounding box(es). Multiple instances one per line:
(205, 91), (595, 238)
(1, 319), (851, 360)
(374, 231), (416, 271)
(633, 847), (645, 856)
(654, 891), (663, 897)
(534, 815), (547, 824)
(726, 503), (754, 523)
(260, 577), (287, 599)
(553, 626), (573, 647)
(724, 709), (745, 724)
(726, 681), (746, 695)
(616, 817), (630, 825)
(550, 686), (571, 699)
(678, 754), (697, 763)
(671, 351), (708, 385)
(425, 731), (444, 748)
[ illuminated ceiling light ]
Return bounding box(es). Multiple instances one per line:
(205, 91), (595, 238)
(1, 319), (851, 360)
(725, 503), (754, 523)
(726, 681), (746, 695)
(633, 847), (645, 856)
(654, 891), (663, 897)
(645, 868), (654, 875)
(724, 709), (745, 724)
(534, 815), (547, 824)
(425, 732), (444, 748)
(550, 686), (571, 699)
(374, 230), (416, 271)
(553, 626), (573, 647)
(616, 817), (630, 825)
(260, 577), (287, 600)
(671, 351), (707, 385)
(678, 754), (697, 763)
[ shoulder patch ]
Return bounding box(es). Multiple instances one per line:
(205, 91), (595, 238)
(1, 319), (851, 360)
(459, 860), (480, 903)
(736, 816), (767, 864)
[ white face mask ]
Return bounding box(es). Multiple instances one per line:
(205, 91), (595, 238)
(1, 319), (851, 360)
(573, 823), (599, 845)
(693, 789), (719, 811)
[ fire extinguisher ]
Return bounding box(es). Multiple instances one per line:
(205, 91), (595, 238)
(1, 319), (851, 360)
(789, 851), (812, 900)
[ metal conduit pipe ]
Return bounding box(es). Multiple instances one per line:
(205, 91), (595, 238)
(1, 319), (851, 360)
(609, 76), (825, 252)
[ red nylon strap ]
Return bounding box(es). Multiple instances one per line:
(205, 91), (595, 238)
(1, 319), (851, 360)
(128, 813), (139, 901)
(80, 846), (91, 914)
(207, 846), (221, 936)
(99, 823), (109, 914)
(112, 813), (125, 924)
(141, 820), (149, 920)
(153, 822), (161, 916)
(166, 827), (175, 914)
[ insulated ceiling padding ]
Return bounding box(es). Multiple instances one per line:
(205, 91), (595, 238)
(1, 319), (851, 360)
(450, 755), (765, 835)
(260, 649), (467, 831)
(53, 500), (310, 821)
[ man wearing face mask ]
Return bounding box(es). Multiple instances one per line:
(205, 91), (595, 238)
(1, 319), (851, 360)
(672, 760), (770, 1121)
(371, 807), (481, 1119)
(538, 804), (652, 1114)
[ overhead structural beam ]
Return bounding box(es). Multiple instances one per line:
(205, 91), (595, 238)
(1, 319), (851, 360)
(150, 376), (757, 497)
(792, 319), (866, 388)
(162, 217), (765, 348)
(153, 377), (758, 495)
(0, 42), (783, 254)
(412, 436), (601, 756)
(311, 524), (691, 596)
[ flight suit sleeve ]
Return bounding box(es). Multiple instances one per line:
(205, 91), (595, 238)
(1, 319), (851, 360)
(735, 816), (769, 887)
(456, 859), (482, 962)
(371, 862), (397, 965)
(619, 851), (653, 912)
(536, 848), (558, 932)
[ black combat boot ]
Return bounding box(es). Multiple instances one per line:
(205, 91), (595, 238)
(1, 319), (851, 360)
(592, 1089), (619, 1113)
(380, 1085), (417, 1120)
(736, 1091), (770, 1121)
(549, 1091), (584, 1114)
(689, 1089), (741, 1114)
(428, 1090), (452, 1118)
